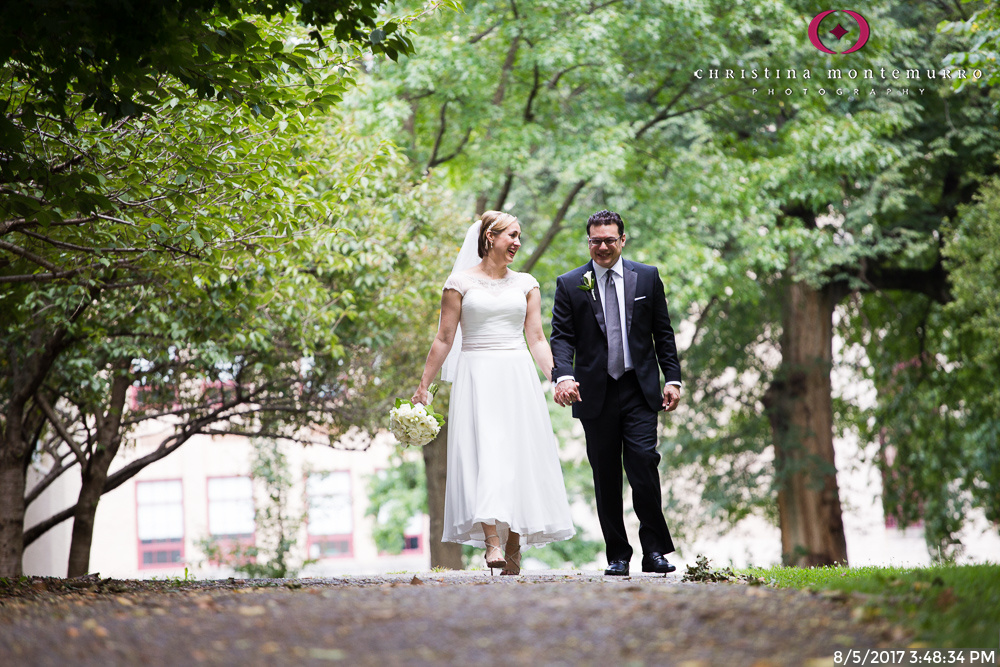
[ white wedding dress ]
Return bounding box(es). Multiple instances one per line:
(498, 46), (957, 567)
(441, 270), (576, 549)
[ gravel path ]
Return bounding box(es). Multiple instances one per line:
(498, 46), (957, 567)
(0, 570), (900, 666)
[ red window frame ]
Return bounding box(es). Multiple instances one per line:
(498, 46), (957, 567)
(305, 470), (354, 559)
(135, 479), (186, 570)
(205, 475), (256, 566)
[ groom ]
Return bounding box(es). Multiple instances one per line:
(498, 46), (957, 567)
(550, 209), (681, 576)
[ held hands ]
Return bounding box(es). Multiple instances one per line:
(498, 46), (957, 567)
(662, 384), (681, 412)
(554, 380), (581, 407)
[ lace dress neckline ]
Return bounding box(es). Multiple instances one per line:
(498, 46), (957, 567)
(462, 270), (514, 284)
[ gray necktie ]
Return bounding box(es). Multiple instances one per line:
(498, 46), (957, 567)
(605, 271), (625, 380)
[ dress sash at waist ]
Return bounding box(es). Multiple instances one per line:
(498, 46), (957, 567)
(461, 335), (527, 352)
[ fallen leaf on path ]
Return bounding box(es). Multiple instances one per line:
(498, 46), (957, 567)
(803, 659), (835, 667)
(238, 605), (266, 616)
(308, 648), (346, 661)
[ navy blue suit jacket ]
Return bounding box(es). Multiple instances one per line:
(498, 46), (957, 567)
(550, 259), (681, 418)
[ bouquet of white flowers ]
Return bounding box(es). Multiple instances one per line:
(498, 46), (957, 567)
(388, 385), (444, 447)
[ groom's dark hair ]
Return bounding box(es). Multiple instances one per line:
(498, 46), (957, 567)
(587, 209), (624, 235)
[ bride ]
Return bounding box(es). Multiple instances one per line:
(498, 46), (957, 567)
(411, 211), (575, 575)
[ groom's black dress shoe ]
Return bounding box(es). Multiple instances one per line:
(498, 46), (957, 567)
(604, 560), (630, 576)
(641, 553), (676, 574)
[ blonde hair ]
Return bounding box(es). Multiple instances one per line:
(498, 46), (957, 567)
(477, 210), (518, 258)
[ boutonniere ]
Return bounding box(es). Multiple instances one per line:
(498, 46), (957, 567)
(578, 270), (596, 300)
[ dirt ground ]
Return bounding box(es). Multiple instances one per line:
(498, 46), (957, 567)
(0, 570), (905, 666)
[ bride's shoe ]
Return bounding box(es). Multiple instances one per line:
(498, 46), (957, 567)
(501, 544), (521, 576)
(484, 535), (506, 575)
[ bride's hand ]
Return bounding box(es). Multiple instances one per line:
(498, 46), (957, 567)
(411, 387), (431, 406)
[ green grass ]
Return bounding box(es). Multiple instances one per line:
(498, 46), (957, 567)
(738, 563), (1000, 648)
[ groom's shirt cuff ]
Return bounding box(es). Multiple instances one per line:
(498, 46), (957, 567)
(667, 381), (682, 387)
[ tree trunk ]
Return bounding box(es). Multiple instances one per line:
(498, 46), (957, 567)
(0, 431), (29, 577)
(764, 280), (848, 567)
(422, 420), (463, 569)
(66, 374), (130, 577)
(66, 463), (107, 577)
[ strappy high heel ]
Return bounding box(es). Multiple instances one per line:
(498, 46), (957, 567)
(501, 544), (521, 576)
(484, 534), (506, 575)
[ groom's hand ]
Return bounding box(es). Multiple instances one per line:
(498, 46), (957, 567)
(662, 384), (681, 412)
(554, 380), (581, 407)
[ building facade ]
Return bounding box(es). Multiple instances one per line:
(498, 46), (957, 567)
(23, 421), (429, 579)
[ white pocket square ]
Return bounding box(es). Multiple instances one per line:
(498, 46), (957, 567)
(634, 296), (647, 301)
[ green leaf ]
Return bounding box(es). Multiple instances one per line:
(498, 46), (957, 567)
(0, 115), (25, 150)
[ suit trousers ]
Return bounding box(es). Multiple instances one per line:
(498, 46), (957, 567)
(580, 370), (675, 562)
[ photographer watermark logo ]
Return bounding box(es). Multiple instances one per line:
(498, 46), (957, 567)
(809, 10), (870, 54)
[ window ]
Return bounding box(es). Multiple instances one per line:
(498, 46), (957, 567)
(307, 472), (353, 558)
(205, 476), (255, 565)
(402, 515), (424, 554)
(207, 477), (255, 539)
(136, 480), (185, 568)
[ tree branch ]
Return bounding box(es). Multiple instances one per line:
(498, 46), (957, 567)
(494, 169), (515, 211)
(15, 229), (146, 254)
(24, 453), (78, 507)
(426, 101), (471, 171)
(34, 393), (86, 465)
(861, 259), (952, 304)
(524, 64), (541, 122)
(547, 62), (600, 89)
(23, 425), (198, 547)
(520, 179), (589, 273)
(491, 36), (521, 107)
(0, 239), (61, 272)
(0, 256), (142, 284)
(690, 296), (719, 349)
(0, 215), (99, 237)
(634, 80), (695, 140)
(468, 22), (500, 44)
(21, 384), (353, 546)
(587, 0), (625, 14)
(426, 101), (450, 171)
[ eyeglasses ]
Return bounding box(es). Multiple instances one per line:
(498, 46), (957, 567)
(587, 235), (622, 248)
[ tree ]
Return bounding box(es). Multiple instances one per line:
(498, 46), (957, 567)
(1, 1), (429, 577)
(655, 0), (1000, 563)
(0, 0), (413, 139)
(840, 172), (1000, 560)
(17, 101), (460, 577)
(941, 0), (1000, 88)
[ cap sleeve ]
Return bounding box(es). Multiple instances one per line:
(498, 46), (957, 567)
(443, 273), (467, 295)
(520, 272), (540, 295)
